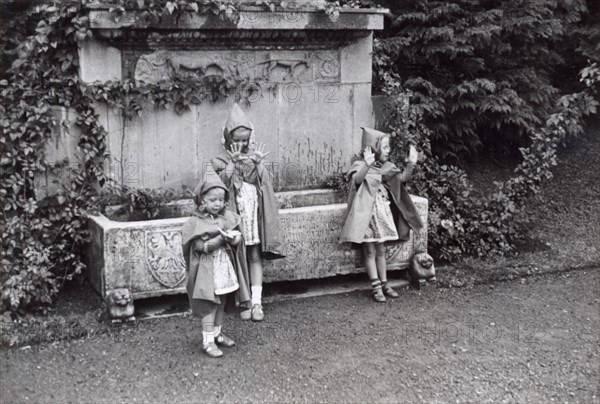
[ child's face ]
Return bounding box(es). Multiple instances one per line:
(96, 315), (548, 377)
(230, 128), (251, 153)
(378, 136), (390, 162)
(202, 188), (226, 215)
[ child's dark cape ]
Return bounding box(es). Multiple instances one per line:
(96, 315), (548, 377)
(339, 160), (423, 244)
(212, 157), (284, 259)
(181, 209), (251, 317)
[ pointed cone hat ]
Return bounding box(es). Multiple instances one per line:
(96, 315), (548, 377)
(224, 103), (252, 135)
(361, 127), (389, 151)
(193, 177), (229, 206)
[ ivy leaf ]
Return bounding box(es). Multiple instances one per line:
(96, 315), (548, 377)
(166, 2), (176, 15)
(136, 0), (145, 8)
(190, 2), (199, 13)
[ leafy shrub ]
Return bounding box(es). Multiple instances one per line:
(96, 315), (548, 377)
(381, 64), (598, 261)
(375, 0), (594, 161)
(100, 185), (193, 220)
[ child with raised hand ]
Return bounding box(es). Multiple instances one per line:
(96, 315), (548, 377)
(181, 178), (251, 358)
(340, 127), (424, 302)
(211, 103), (285, 322)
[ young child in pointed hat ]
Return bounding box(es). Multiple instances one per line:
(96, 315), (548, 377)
(181, 178), (251, 358)
(211, 103), (285, 322)
(340, 127), (424, 302)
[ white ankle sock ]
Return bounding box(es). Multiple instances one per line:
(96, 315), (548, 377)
(251, 285), (262, 306)
(214, 325), (222, 337)
(202, 330), (215, 345)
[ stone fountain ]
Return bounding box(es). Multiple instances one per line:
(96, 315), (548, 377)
(71, 2), (430, 316)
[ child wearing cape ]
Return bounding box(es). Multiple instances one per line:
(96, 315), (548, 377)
(211, 103), (285, 321)
(340, 127), (424, 302)
(181, 179), (251, 358)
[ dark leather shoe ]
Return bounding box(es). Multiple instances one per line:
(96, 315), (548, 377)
(372, 288), (386, 303)
(383, 283), (399, 298)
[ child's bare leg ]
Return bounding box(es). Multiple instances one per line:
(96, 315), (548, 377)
(363, 243), (385, 302)
(247, 245), (265, 321)
(375, 243), (387, 282)
(376, 242), (398, 298)
(213, 299), (235, 347)
(248, 245), (263, 287)
(214, 300), (226, 328)
(362, 242), (378, 280)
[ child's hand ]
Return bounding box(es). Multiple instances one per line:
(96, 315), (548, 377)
(218, 228), (241, 241)
(364, 146), (376, 167)
(227, 143), (248, 163)
(249, 142), (270, 164)
(407, 145), (419, 164)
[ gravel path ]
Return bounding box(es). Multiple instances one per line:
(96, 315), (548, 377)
(2, 268), (599, 404)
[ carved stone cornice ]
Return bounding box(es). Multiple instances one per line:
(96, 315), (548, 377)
(83, 5), (384, 83)
(86, 5), (386, 32)
(99, 28), (370, 50)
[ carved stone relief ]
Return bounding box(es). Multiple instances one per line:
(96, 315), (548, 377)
(133, 49), (340, 83)
(144, 229), (186, 288)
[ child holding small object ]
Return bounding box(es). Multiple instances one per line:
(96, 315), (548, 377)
(211, 103), (285, 322)
(340, 127), (424, 302)
(181, 179), (251, 358)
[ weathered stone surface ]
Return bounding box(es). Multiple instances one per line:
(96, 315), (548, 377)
(99, 85), (374, 190)
(87, 7), (385, 31)
(87, 215), (189, 300)
(264, 195), (428, 281)
(277, 83), (355, 189)
(276, 189), (345, 208)
(134, 50), (341, 84)
(264, 204), (356, 281)
(80, 6), (383, 191)
(78, 40), (121, 82)
(341, 33), (373, 84)
(88, 192), (427, 299)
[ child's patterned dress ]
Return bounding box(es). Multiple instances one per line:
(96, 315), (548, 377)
(236, 182), (260, 245)
(362, 184), (400, 243)
(212, 246), (239, 295)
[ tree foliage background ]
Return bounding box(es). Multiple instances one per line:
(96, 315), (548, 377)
(372, 0), (599, 161)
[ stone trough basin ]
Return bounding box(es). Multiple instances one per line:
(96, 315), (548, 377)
(86, 189), (429, 310)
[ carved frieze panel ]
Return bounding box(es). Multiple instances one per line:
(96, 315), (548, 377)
(131, 49), (341, 83)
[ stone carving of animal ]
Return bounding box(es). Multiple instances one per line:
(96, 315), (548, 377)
(106, 288), (136, 322)
(409, 252), (436, 285)
(260, 53), (310, 81)
(135, 51), (228, 82)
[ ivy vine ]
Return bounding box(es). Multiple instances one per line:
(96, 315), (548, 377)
(1, 0), (320, 316)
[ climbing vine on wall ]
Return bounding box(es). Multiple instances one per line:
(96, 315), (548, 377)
(0, 0), (374, 315)
(0, 0), (277, 315)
